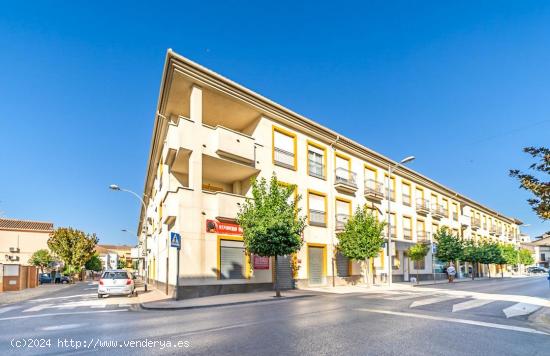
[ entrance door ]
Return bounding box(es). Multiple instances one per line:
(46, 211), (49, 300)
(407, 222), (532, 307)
(403, 254), (409, 281)
(276, 255), (293, 290)
(308, 246), (324, 285)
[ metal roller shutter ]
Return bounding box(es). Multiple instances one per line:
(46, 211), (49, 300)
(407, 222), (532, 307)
(336, 251), (350, 277)
(276, 255), (293, 290)
(308, 246), (324, 285)
(220, 240), (245, 280)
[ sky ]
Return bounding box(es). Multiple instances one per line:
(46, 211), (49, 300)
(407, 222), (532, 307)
(0, 1), (549, 245)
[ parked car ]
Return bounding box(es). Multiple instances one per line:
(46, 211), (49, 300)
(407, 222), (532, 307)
(527, 266), (548, 274)
(98, 270), (135, 298)
(60, 275), (71, 284)
(39, 273), (52, 284)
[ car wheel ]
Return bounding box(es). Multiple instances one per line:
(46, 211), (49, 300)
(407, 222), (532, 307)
(98, 294), (103, 299)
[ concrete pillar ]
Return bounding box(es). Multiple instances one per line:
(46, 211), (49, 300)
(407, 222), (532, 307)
(233, 181), (242, 195)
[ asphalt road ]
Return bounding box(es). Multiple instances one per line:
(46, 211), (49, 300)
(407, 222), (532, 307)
(0, 276), (549, 355)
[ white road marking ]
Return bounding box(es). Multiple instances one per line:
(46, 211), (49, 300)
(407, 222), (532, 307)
(386, 293), (426, 301)
(29, 294), (96, 302)
(0, 306), (21, 314)
(90, 305), (106, 309)
(23, 304), (55, 313)
(40, 323), (85, 331)
(84, 287), (98, 290)
(0, 309), (128, 321)
(356, 308), (548, 336)
(503, 303), (541, 318)
(452, 299), (494, 313)
(410, 296), (458, 308)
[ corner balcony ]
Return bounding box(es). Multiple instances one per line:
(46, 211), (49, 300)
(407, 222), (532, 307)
(204, 124), (256, 166)
(203, 190), (246, 221)
(162, 187), (193, 225)
(432, 205), (447, 220)
(335, 213), (350, 231)
(416, 199), (431, 215)
(364, 179), (384, 201)
(334, 168), (358, 194)
(164, 117), (194, 165)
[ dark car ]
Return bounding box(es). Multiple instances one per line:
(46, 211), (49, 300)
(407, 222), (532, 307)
(527, 266), (548, 274)
(39, 273), (52, 284)
(60, 276), (71, 284)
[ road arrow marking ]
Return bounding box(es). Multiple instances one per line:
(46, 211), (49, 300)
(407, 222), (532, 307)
(387, 293), (426, 301)
(452, 299), (494, 313)
(410, 296), (458, 308)
(503, 303), (541, 318)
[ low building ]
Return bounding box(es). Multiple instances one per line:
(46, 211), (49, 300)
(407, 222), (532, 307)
(530, 234), (550, 268)
(137, 50), (525, 299)
(95, 245), (133, 270)
(0, 218), (54, 291)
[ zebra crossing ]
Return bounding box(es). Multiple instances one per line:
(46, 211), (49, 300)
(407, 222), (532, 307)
(361, 290), (547, 319)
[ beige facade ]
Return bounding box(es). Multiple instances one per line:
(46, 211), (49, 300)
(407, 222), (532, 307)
(0, 218), (53, 266)
(138, 50), (523, 298)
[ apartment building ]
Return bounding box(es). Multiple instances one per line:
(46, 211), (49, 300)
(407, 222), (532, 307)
(138, 50), (523, 298)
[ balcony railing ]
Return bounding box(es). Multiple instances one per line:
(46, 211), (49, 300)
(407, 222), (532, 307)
(489, 225), (498, 235)
(416, 199), (431, 214)
(452, 212), (458, 221)
(335, 213), (350, 231)
(309, 209), (326, 227)
(308, 159), (325, 179)
(334, 168), (358, 192)
(417, 231), (431, 243)
(403, 227), (412, 240)
(432, 204), (447, 219)
(274, 147), (295, 169)
(471, 218), (481, 229)
(402, 194), (411, 206)
(364, 179), (384, 200)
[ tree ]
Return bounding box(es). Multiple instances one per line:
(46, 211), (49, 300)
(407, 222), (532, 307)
(461, 239), (482, 280)
(510, 146), (549, 220)
(85, 254), (103, 272)
(407, 243), (430, 284)
(29, 249), (54, 273)
(478, 241), (501, 278)
(117, 258), (126, 269)
(48, 227), (98, 276)
(434, 227), (463, 266)
(518, 249), (535, 267)
(499, 243), (518, 277)
(494, 244), (508, 278)
(237, 176), (306, 297)
(337, 206), (386, 287)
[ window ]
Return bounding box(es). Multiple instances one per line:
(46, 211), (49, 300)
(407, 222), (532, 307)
(402, 182), (411, 206)
(366, 206), (379, 219)
(388, 213), (397, 237)
(307, 141), (326, 179)
(374, 250), (385, 269)
(385, 175), (396, 201)
(431, 193), (438, 209)
(335, 198), (351, 230)
(403, 216), (412, 240)
(452, 203), (459, 221)
(335, 153), (355, 186)
(417, 220), (428, 242)
(414, 257), (425, 270)
(273, 126), (297, 169)
(308, 191), (327, 227)
(219, 239), (247, 280)
(392, 254), (400, 270)
(442, 198), (449, 217)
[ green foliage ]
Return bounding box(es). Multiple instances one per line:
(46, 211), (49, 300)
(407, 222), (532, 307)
(29, 249), (54, 272)
(407, 243), (430, 263)
(117, 258), (126, 269)
(48, 227), (98, 274)
(518, 249), (535, 266)
(461, 239), (482, 264)
(337, 206), (386, 261)
(237, 176), (306, 257)
(510, 146), (549, 220)
(434, 227), (462, 263)
(85, 254), (103, 272)
(499, 243), (518, 265)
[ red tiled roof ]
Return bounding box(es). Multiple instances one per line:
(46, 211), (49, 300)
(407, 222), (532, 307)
(0, 218), (54, 232)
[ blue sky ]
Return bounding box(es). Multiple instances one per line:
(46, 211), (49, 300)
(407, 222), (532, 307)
(0, 1), (548, 245)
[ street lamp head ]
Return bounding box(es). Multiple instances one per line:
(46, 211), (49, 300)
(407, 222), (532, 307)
(121, 229), (128, 232)
(400, 156), (415, 164)
(109, 184), (121, 191)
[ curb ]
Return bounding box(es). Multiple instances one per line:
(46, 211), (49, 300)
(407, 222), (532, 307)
(140, 293), (315, 311)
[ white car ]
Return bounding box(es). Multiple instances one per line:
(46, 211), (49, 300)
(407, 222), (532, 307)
(98, 270), (135, 298)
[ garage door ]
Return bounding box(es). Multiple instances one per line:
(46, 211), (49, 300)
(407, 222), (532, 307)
(336, 251), (350, 277)
(308, 246), (324, 285)
(276, 255), (293, 290)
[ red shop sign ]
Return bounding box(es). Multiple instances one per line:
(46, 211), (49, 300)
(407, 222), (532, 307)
(206, 219), (243, 235)
(253, 255), (270, 270)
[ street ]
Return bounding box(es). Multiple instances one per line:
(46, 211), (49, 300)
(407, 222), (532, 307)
(0, 277), (548, 355)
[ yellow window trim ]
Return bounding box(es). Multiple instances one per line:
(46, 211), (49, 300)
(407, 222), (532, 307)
(335, 196), (353, 215)
(364, 163), (379, 181)
(306, 242), (327, 278)
(335, 151), (352, 172)
(306, 140), (327, 179)
(307, 189), (328, 226)
(272, 125), (298, 170)
(216, 235), (251, 280)
(278, 181), (299, 202)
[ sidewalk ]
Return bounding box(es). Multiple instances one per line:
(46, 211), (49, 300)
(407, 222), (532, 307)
(140, 289), (316, 310)
(0, 283), (75, 305)
(399, 274), (532, 287)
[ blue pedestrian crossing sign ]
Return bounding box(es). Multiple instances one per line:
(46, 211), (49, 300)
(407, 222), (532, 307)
(170, 232), (181, 249)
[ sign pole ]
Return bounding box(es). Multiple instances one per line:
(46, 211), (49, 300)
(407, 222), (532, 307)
(170, 232), (181, 300)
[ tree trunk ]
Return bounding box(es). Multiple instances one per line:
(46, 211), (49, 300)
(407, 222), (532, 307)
(471, 262), (475, 280)
(487, 264), (491, 278)
(501, 264), (504, 278)
(364, 260), (371, 287)
(274, 255), (281, 297)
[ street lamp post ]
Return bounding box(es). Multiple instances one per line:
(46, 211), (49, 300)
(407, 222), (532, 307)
(386, 156), (415, 287)
(110, 184), (149, 292)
